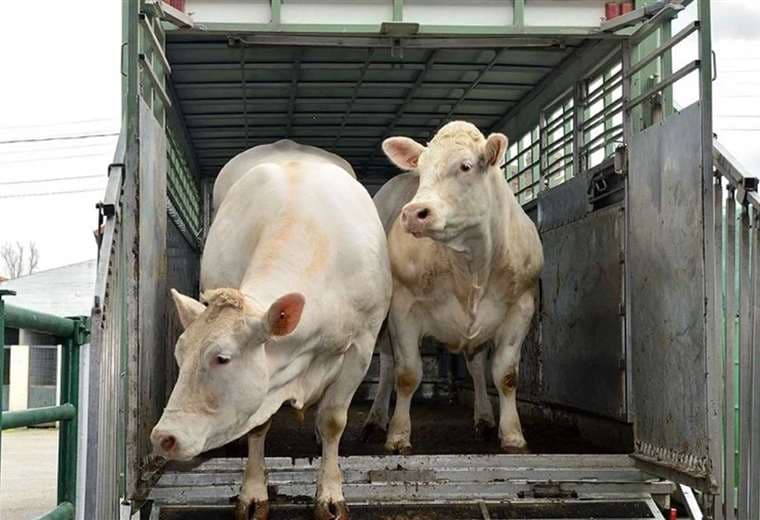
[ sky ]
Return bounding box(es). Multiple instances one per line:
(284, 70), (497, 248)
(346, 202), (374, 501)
(0, 0), (758, 278)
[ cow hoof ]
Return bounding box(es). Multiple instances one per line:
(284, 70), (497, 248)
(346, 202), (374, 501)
(234, 500), (269, 520)
(384, 442), (412, 455)
(314, 500), (350, 520)
(360, 422), (386, 443)
(500, 432), (527, 451)
(474, 420), (497, 441)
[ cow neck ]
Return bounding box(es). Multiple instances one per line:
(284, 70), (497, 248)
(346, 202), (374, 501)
(236, 274), (314, 434)
(446, 173), (510, 341)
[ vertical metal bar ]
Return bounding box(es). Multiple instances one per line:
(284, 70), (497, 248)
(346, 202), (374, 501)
(603, 65), (614, 158)
(661, 13), (674, 118)
(621, 40), (634, 423)
(240, 47), (249, 147)
(572, 80), (583, 178)
(724, 187), (737, 520)
(538, 111), (547, 192)
(751, 211), (760, 520)
(0, 291), (10, 492)
(562, 98), (573, 180)
(57, 338), (72, 505)
(738, 205), (753, 520)
(271, 0), (282, 25)
(713, 176), (725, 520)
(513, 0), (525, 28)
(393, 0), (403, 22)
(697, 1), (721, 514)
(286, 52), (303, 139)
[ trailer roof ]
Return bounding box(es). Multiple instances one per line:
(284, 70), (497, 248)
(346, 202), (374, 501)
(165, 34), (614, 184)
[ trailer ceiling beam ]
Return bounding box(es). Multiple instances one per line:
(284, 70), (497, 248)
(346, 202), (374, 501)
(334, 48), (376, 148)
(361, 50), (438, 173)
(431, 48), (508, 138)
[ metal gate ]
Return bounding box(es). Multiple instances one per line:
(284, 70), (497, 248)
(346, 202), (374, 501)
(0, 292), (89, 519)
(623, 0), (716, 496)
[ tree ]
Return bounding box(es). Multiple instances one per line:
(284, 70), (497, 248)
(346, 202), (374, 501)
(0, 241), (40, 279)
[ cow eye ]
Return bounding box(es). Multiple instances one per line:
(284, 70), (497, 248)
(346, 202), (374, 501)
(460, 160), (473, 172)
(215, 354), (231, 366)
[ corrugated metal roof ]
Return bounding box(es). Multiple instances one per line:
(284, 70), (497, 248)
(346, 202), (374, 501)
(0, 259), (95, 318)
(165, 36), (589, 184)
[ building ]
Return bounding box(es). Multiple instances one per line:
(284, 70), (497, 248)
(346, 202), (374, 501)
(1, 259), (95, 412)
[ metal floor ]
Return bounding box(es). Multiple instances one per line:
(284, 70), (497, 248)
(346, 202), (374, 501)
(150, 454), (671, 519)
(159, 500), (663, 520)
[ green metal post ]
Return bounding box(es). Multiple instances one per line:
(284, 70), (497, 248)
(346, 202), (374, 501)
(631, 0), (670, 132)
(57, 337), (72, 504)
(271, 0), (282, 26)
(0, 290), (14, 493)
(513, 0), (525, 28)
(393, 0), (403, 22)
(57, 318), (87, 506)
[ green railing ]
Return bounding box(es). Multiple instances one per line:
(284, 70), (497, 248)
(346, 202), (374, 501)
(0, 289), (90, 520)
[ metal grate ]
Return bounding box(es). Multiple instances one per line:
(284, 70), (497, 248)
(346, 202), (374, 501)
(167, 128), (202, 241)
(29, 346), (57, 387)
(505, 125), (540, 204)
(580, 60), (623, 170)
(542, 94), (575, 189)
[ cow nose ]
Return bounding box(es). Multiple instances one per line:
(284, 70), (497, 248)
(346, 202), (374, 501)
(403, 203), (431, 225)
(154, 432), (178, 455)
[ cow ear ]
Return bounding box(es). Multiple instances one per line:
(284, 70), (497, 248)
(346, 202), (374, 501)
(382, 137), (425, 171)
(264, 293), (305, 337)
(485, 133), (508, 167)
(171, 289), (205, 330)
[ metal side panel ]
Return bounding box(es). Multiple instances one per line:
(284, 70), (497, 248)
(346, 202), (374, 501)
(136, 100), (169, 492)
(540, 204), (626, 420)
(627, 102), (714, 487)
(164, 219), (200, 401)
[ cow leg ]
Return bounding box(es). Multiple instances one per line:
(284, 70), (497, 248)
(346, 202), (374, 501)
(314, 336), (373, 520)
(235, 420), (272, 520)
(492, 291), (535, 451)
(385, 307), (422, 454)
(465, 345), (496, 439)
(362, 323), (393, 442)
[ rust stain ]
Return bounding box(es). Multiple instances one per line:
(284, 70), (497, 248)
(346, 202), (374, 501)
(397, 370), (419, 396)
(323, 414), (345, 440)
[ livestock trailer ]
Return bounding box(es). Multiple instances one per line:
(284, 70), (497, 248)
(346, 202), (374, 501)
(74, 0), (760, 518)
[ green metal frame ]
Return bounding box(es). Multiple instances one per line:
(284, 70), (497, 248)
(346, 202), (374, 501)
(0, 290), (90, 520)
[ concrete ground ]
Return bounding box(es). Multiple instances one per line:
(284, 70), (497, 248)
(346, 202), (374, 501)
(1, 428), (58, 520)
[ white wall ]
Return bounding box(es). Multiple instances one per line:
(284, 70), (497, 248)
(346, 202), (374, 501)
(8, 345), (29, 411)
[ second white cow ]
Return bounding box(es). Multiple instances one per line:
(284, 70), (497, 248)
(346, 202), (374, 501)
(150, 140), (391, 520)
(364, 121), (543, 453)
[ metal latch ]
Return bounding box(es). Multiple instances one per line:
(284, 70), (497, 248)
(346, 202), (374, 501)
(614, 144), (628, 176)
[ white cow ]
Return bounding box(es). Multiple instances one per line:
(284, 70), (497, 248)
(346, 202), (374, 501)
(151, 140), (391, 520)
(363, 121), (543, 453)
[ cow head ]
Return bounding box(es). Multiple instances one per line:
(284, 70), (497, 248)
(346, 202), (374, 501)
(150, 287), (304, 460)
(382, 121), (508, 246)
